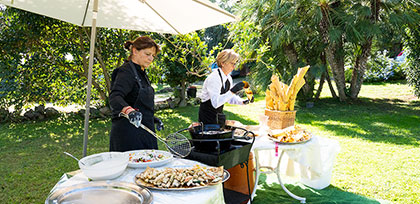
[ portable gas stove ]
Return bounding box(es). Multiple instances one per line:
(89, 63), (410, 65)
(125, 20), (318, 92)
(174, 124), (256, 204)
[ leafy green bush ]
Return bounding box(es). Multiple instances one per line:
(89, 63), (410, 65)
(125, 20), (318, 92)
(364, 50), (406, 82)
(404, 49), (420, 97)
(404, 27), (420, 98)
(344, 66), (353, 83)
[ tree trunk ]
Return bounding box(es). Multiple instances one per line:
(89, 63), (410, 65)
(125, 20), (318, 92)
(301, 75), (315, 100)
(315, 52), (327, 100)
(315, 72), (326, 100)
(350, 40), (372, 99)
(327, 41), (347, 101)
(325, 66), (338, 99)
(94, 45), (111, 95)
(319, 4), (347, 101)
(179, 79), (187, 107)
(284, 43), (314, 100)
(315, 52), (338, 99)
(349, 0), (379, 99)
(315, 52), (326, 101)
(283, 43), (298, 67)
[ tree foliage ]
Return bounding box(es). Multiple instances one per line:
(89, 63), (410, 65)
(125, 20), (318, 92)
(231, 0), (327, 100)
(2, 1), (419, 111)
(0, 7), (217, 110)
(0, 7), (138, 110)
(155, 32), (217, 106)
(230, 0), (420, 102)
(201, 24), (233, 53)
(404, 14), (420, 97)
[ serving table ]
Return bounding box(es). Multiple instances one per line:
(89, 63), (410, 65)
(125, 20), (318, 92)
(48, 158), (224, 204)
(251, 135), (312, 203)
(250, 133), (340, 204)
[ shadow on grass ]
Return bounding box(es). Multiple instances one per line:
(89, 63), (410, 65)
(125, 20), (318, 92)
(295, 97), (420, 146)
(253, 179), (388, 204)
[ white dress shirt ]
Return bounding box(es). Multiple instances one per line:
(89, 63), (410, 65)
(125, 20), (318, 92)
(200, 68), (244, 109)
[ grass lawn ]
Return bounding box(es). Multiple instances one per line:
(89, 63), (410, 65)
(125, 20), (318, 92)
(0, 81), (419, 203)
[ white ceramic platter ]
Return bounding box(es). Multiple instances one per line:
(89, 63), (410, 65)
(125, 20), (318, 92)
(126, 149), (173, 168)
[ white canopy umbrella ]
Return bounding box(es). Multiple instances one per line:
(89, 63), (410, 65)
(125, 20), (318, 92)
(1, 0), (236, 34)
(2, 0), (236, 156)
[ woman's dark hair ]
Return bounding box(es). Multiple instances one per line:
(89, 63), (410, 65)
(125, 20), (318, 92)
(124, 36), (160, 60)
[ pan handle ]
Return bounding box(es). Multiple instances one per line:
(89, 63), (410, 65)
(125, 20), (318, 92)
(174, 128), (190, 134)
(184, 122), (206, 137)
(232, 126), (255, 140)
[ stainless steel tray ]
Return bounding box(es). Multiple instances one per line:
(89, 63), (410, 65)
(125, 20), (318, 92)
(45, 181), (152, 204)
(135, 169), (230, 191)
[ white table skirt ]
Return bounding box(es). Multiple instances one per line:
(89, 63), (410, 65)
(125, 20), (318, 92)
(251, 134), (341, 190)
(49, 158), (225, 204)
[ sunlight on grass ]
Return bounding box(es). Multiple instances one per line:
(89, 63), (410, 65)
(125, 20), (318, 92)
(318, 81), (418, 101)
(160, 109), (193, 123)
(371, 121), (392, 128)
(312, 120), (369, 136)
(49, 132), (60, 139)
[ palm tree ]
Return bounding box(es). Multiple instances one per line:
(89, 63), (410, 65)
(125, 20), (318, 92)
(326, 0), (419, 99)
(319, 0), (347, 101)
(232, 0), (419, 102)
(232, 0), (326, 99)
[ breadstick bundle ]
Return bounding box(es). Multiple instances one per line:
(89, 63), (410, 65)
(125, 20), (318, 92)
(265, 66), (310, 111)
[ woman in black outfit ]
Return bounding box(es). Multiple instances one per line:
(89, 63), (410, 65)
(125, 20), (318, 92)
(109, 36), (164, 152)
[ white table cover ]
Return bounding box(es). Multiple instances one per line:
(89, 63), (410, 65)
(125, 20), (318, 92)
(252, 133), (340, 189)
(49, 158), (225, 204)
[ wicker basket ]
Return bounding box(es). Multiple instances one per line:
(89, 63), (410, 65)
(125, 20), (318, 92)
(264, 109), (296, 130)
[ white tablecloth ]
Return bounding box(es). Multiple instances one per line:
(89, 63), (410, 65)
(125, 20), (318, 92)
(50, 158), (225, 204)
(252, 133), (341, 189)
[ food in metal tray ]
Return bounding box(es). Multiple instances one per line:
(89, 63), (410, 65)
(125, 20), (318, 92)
(268, 125), (312, 143)
(135, 165), (224, 189)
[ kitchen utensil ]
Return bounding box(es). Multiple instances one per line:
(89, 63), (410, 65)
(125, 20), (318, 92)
(64, 152), (86, 166)
(121, 113), (192, 158)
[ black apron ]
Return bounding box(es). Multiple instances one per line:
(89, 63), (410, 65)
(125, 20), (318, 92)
(198, 69), (230, 125)
(109, 61), (158, 152)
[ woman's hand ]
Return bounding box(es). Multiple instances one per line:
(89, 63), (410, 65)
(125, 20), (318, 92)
(119, 106), (142, 128)
(242, 95), (254, 104)
(128, 111), (143, 128)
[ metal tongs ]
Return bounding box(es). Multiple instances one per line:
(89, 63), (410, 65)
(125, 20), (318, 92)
(120, 112), (192, 158)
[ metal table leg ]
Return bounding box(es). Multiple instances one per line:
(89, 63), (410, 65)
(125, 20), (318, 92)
(276, 151), (306, 203)
(250, 149), (260, 201)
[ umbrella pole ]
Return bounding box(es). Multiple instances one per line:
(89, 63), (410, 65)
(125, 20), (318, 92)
(83, 0), (99, 157)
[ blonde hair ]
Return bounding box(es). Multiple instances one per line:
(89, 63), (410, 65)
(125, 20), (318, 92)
(216, 49), (239, 68)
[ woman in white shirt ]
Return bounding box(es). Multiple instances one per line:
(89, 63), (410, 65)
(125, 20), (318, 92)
(198, 49), (253, 126)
